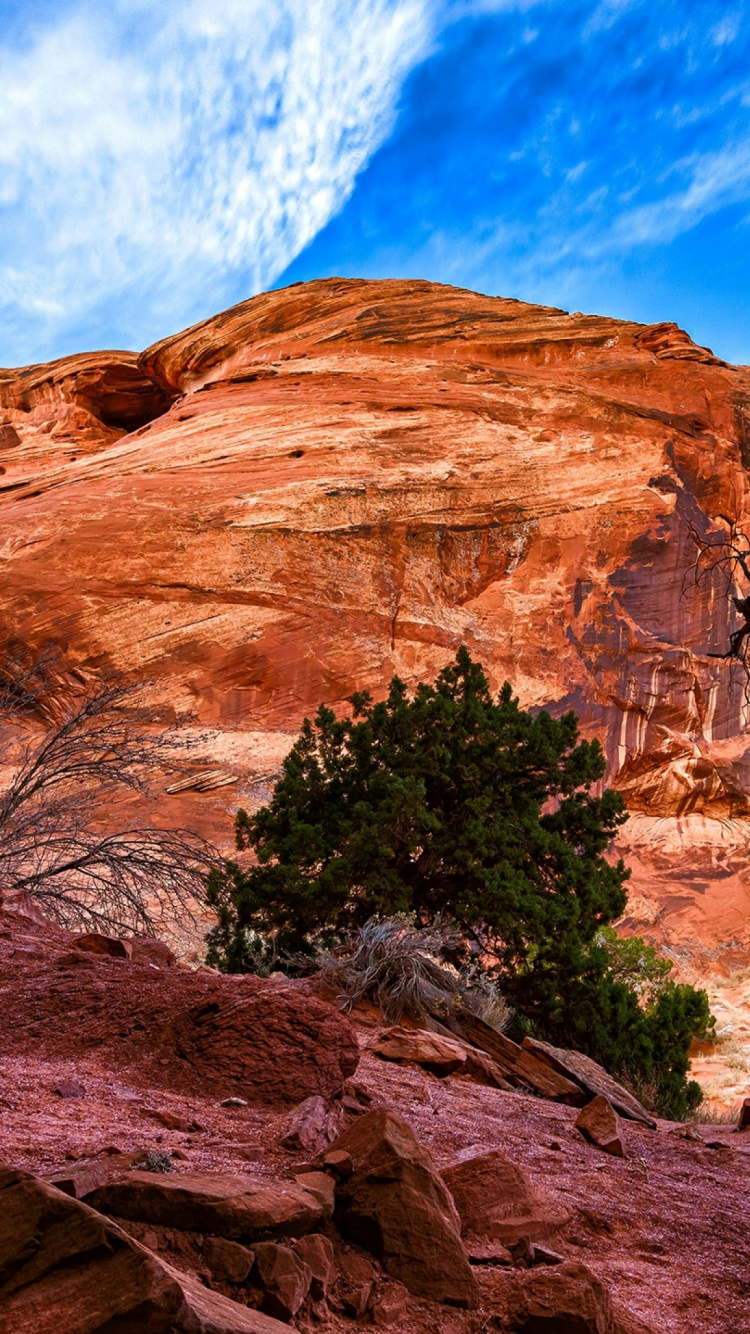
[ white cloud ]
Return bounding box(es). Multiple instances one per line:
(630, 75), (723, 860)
(605, 143), (750, 248)
(0, 0), (431, 361)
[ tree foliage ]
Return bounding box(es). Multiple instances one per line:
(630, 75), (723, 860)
(207, 648), (712, 1117)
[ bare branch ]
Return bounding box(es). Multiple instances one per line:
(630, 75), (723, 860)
(683, 515), (750, 705)
(0, 662), (218, 938)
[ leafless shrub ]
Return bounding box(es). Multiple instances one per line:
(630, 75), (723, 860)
(315, 914), (512, 1029)
(617, 1070), (661, 1116)
(0, 661), (218, 937)
(683, 515), (750, 699)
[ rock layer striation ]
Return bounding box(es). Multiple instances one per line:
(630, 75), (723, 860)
(2, 279), (750, 971)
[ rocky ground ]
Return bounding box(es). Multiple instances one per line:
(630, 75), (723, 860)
(1, 903), (748, 1333)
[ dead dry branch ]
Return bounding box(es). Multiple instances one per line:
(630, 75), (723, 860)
(684, 516), (750, 700)
(315, 914), (511, 1029)
(0, 665), (218, 936)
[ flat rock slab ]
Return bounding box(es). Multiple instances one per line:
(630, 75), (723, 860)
(0, 1164), (289, 1334)
(450, 1010), (585, 1104)
(441, 1147), (570, 1246)
(332, 1107), (479, 1308)
(370, 1026), (512, 1089)
(88, 1169), (325, 1240)
(522, 1036), (656, 1127)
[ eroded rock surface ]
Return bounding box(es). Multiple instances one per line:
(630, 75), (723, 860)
(0, 911), (359, 1107)
(331, 1107), (479, 1307)
(2, 279), (750, 978)
(441, 1146), (570, 1245)
(0, 1165), (288, 1334)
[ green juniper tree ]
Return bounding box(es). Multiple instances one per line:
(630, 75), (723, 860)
(207, 648), (712, 1117)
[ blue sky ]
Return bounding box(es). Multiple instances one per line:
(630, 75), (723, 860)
(1, 0), (749, 366)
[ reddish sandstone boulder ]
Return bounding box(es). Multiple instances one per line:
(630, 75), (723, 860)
(737, 1096), (750, 1130)
(129, 937), (177, 968)
(202, 1236), (255, 1284)
(369, 1026), (512, 1088)
(332, 1108), (479, 1307)
(336, 1251), (378, 1318)
(87, 1170), (325, 1240)
(279, 1094), (342, 1152)
(575, 1096), (625, 1158)
(292, 1233), (336, 1300)
(1, 939), (359, 1108)
(372, 1281), (410, 1327)
(522, 1037), (656, 1127)
(369, 1027), (467, 1075)
(292, 1171), (335, 1220)
(492, 1261), (616, 1332)
(253, 1241), (313, 1320)
(0, 1165), (288, 1333)
(441, 1147), (570, 1246)
(174, 988), (360, 1106)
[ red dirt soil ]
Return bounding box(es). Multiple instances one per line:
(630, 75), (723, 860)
(1, 906), (748, 1333)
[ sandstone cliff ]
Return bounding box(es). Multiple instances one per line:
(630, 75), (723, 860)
(2, 278), (750, 984)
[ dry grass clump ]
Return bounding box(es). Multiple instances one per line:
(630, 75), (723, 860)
(315, 914), (511, 1030)
(689, 1102), (741, 1125)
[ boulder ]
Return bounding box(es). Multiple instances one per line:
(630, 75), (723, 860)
(46, 1160), (111, 1200)
(372, 1280), (410, 1326)
(449, 1010), (585, 1104)
(737, 1096), (750, 1130)
(336, 1250), (378, 1317)
(3, 951), (359, 1109)
(202, 1236), (255, 1284)
(321, 1148), (354, 1178)
(293, 1170), (335, 1220)
(87, 1169), (325, 1240)
(441, 1147), (569, 1246)
(332, 1108), (479, 1307)
(129, 937), (177, 968)
(73, 932), (132, 960)
(496, 1260), (616, 1332)
(0, 1164), (290, 1333)
(575, 1096), (625, 1158)
(279, 1094), (341, 1152)
(253, 1241), (312, 1320)
(522, 1037), (657, 1127)
(370, 1027), (467, 1075)
(292, 1233), (336, 1300)
(175, 988), (360, 1105)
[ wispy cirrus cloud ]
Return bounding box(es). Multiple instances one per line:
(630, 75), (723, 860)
(2, 0), (750, 365)
(283, 0), (750, 360)
(0, 0), (431, 362)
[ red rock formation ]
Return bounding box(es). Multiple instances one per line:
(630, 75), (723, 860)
(0, 907), (359, 1107)
(2, 278), (750, 974)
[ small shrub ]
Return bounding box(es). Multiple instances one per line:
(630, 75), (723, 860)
(315, 914), (512, 1029)
(143, 1150), (174, 1174)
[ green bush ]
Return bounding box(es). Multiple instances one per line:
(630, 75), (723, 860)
(206, 648), (712, 1118)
